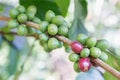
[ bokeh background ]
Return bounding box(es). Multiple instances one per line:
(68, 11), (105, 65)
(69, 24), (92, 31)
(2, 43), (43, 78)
(0, 0), (120, 80)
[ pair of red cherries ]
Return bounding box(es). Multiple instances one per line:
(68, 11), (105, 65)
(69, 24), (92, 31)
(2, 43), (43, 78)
(71, 41), (91, 72)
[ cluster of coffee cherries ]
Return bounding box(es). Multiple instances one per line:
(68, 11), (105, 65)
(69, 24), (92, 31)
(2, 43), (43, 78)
(69, 33), (109, 72)
(8, 5), (40, 36)
(39, 10), (69, 52)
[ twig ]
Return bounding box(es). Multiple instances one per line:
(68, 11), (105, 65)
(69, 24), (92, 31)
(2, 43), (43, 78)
(0, 16), (120, 80)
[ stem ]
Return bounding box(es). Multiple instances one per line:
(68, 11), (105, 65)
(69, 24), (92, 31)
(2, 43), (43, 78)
(0, 16), (120, 79)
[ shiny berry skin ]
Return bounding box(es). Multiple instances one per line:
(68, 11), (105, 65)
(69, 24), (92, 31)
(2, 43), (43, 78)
(32, 17), (41, 24)
(58, 25), (68, 36)
(17, 14), (28, 23)
(9, 8), (19, 19)
(99, 51), (108, 61)
(17, 5), (26, 13)
(96, 39), (109, 51)
(74, 62), (81, 72)
(80, 48), (90, 58)
(68, 53), (79, 62)
(78, 58), (91, 72)
(17, 24), (28, 36)
(90, 47), (101, 58)
(8, 19), (19, 28)
(27, 27), (36, 35)
(70, 41), (83, 53)
(48, 38), (60, 49)
(76, 34), (88, 45)
(27, 5), (37, 15)
(86, 36), (97, 48)
(45, 10), (55, 22)
(39, 21), (49, 32)
(43, 43), (52, 52)
(47, 24), (58, 35)
(39, 33), (49, 42)
(52, 15), (64, 25)
(27, 13), (35, 20)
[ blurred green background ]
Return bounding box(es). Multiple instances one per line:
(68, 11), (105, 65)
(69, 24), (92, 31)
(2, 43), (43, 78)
(0, 0), (120, 80)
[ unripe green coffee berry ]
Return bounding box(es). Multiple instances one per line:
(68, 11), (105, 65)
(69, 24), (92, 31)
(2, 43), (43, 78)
(58, 42), (63, 48)
(2, 27), (10, 33)
(77, 34), (88, 45)
(4, 34), (15, 41)
(9, 8), (19, 19)
(99, 51), (108, 61)
(45, 10), (55, 22)
(39, 21), (49, 32)
(39, 33), (49, 42)
(74, 62), (81, 72)
(68, 53), (79, 62)
(32, 17), (41, 24)
(52, 15), (64, 25)
(17, 5), (26, 13)
(86, 37), (97, 48)
(58, 25), (68, 36)
(27, 13), (35, 20)
(47, 24), (58, 35)
(27, 27), (36, 35)
(8, 19), (19, 28)
(48, 38), (60, 49)
(64, 43), (72, 53)
(18, 24), (28, 36)
(90, 47), (101, 58)
(80, 48), (90, 58)
(27, 5), (37, 15)
(17, 14), (28, 23)
(96, 39), (109, 51)
(43, 43), (52, 52)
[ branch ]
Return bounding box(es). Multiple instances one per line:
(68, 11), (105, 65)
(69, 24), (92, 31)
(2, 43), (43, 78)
(0, 16), (120, 79)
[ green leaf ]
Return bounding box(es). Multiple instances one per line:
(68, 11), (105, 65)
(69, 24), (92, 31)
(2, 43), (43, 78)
(20, 0), (70, 20)
(68, 0), (88, 40)
(7, 46), (19, 76)
(54, 0), (70, 16)
(68, 19), (88, 40)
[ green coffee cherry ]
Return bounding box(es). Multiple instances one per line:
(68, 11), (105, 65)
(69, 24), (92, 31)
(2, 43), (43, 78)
(77, 34), (88, 45)
(48, 38), (60, 49)
(4, 34), (15, 41)
(18, 24), (28, 36)
(17, 5), (26, 13)
(68, 53), (79, 62)
(99, 51), (108, 61)
(8, 19), (19, 28)
(9, 8), (19, 18)
(52, 15), (64, 25)
(80, 48), (90, 58)
(32, 17), (41, 24)
(86, 37), (97, 48)
(45, 10), (55, 22)
(64, 43), (72, 53)
(96, 39), (109, 51)
(58, 42), (63, 48)
(47, 24), (58, 35)
(2, 27), (10, 33)
(39, 21), (49, 32)
(58, 25), (68, 36)
(27, 5), (37, 15)
(73, 62), (81, 72)
(17, 14), (28, 23)
(43, 43), (52, 52)
(27, 13), (35, 20)
(39, 33), (49, 42)
(27, 27), (36, 35)
(90, 47), (101, 58)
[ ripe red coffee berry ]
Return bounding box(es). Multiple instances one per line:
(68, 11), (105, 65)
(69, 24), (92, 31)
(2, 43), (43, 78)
(70, 41), (83, 53)
(78, 58), (91, 72)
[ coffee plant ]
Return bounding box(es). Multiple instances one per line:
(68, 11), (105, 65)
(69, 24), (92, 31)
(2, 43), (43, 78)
(0, 0), (120, 80)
